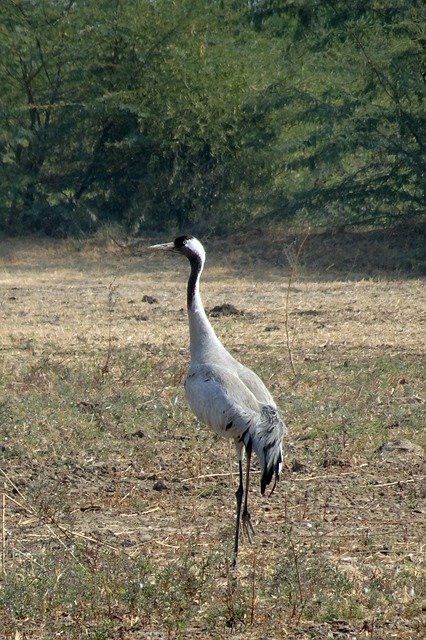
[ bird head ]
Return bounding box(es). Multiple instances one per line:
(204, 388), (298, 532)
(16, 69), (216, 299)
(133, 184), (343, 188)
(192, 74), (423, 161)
(148, 236), (205, 264)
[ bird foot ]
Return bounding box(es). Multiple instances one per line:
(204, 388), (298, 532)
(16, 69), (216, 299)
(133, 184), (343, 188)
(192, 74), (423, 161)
(242, 510), (255, 543)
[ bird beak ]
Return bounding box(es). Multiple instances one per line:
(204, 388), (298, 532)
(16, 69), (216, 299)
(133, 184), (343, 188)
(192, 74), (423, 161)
(147, 242), (175, 252)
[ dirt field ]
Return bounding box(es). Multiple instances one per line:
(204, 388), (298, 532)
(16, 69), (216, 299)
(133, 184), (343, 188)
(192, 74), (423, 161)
(0, 229), (424, 639)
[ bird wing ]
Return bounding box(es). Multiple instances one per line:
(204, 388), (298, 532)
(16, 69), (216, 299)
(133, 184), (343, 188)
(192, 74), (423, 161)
(232, 360), (276, 407)
(185, 363), (285, 493)
(185, 362), (260, 437)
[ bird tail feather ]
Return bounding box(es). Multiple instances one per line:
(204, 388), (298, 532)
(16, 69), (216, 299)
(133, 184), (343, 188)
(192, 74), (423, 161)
(250, 405), (286, 495)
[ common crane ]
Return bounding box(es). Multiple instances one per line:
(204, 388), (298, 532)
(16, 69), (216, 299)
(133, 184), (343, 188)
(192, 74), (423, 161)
(149, 236), (286, 566)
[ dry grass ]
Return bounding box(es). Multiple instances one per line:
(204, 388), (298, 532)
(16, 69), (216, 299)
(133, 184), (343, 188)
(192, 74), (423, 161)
(0, 229), (424, 639)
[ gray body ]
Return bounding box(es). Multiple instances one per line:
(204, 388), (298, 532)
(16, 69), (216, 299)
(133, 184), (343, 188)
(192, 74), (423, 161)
(184, 291), (285, 494)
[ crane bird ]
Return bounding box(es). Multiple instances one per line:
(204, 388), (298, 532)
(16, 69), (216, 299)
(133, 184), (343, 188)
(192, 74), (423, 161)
(148, 235), (286, 566)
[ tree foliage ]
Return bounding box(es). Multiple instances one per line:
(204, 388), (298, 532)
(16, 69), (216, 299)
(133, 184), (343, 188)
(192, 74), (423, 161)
(251, 0), (425, 227)
(0, 0), (424, 235)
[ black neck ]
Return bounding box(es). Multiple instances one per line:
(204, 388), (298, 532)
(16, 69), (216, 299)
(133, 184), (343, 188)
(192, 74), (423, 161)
(187, 254), (203, 309)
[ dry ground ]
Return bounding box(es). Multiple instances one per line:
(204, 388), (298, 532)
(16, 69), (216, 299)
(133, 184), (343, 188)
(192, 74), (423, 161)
(0, 229), (425, 639)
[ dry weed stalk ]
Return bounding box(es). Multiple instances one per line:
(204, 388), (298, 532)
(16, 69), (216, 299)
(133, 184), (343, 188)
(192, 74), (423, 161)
(101, 278), (119, 378)
(249, 546), (257, 625)
(283, 230), (310, 378)
(1, 481), (5, 574)
(286, 528), (307, 625)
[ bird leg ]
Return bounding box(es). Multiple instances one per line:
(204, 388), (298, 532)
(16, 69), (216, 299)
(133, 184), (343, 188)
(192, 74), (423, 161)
(232, 459), (244, 568)
(232, 451), (256, 567)
(242, 451), (255, 542)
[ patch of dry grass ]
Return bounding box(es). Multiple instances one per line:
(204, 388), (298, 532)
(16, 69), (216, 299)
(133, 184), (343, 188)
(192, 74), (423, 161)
(0, 231), (424, 639)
